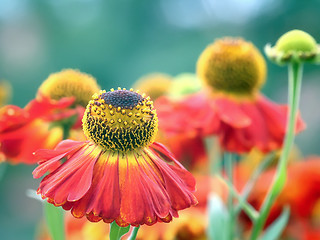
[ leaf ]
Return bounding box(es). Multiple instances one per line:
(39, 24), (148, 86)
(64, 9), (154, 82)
(110, 221), (130, 240)
(260, 207), (290, 240)
(207, 193), (230, 240)
(44, 202), (65, 240)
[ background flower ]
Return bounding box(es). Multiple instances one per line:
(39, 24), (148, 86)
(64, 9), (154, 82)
(1, 1), (320, 239)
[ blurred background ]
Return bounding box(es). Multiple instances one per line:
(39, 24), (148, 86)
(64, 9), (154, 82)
(0, 0), (320, 239)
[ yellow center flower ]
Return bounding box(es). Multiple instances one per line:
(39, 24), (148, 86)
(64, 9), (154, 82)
(82, 88), (158, 152)
(38, 69), (100, 107)
(197, 38), (267, 97)
(133, 73), (173, 100)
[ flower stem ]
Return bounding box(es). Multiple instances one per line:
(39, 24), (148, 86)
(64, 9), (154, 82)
(217, 175), (259, 222)
(234, 152), (274, 216)
(128, 226), (140, 240)
(109, 221), (130, 240)
(62, 124), (70, 139)
(225, 152), (235, 239)
(249, 61), (303, 240)
(44, 202), (65, 240)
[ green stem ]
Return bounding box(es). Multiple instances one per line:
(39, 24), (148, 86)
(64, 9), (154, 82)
(62, 125), (70, 139)
(109, 221), (130, 240)
(128, 226), (140, 240)
(205, 137), (221, 177)
(44, 202), (65, 240)
(205, 137), (222, 240)
(250, 62), (303, 239)
(234, 153), (274, 216)
(217, 176), (259, 222)
(225, 153), (235, 239)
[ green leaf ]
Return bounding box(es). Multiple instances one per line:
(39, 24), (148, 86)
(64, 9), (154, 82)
(110, 221), (130, 240)
(260, 207), (290, 240)
(207, 193), (229, 240)
(44, 202), (65, 240)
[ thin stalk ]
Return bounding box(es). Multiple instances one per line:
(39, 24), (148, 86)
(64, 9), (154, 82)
(205, 137), (221, 177)
(225, 153), (235, 240)
(234, 153), (274, 215)
(250, 62), (303, 240)
(217, 176), (259, 222)
(128, 226), (140, 240)
(205, 137), (222, 240)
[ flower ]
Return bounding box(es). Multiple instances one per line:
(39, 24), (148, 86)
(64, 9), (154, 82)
(133, 73), (207, 171)
(156, 38), (305, 154)
(0, 80), (12, 107)
(265, 29), (320, 65)
(33, 88), (198, 227)
(197, 38), (267, 97)
(0, 96), (73, 164)
(167, 73), (202, 98)
(154, 73), (207, 170)
(132, 73), (173, 101)
(238, 157), (320, 236)
(0, 69), (100, 164)
(155, 94), (208, 171)
(38, 69), (100, 108)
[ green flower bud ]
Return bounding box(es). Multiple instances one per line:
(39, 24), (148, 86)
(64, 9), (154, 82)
(265, 29), (320, 65)
(168, 73), (202, 98)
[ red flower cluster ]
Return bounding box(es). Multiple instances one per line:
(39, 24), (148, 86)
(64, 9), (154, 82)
(0, 95), (76, 164)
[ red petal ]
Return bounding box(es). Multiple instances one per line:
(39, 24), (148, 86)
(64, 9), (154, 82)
(26, 94), (74, 119)
(37, 143), (98, 205)
(85, 151), (121, 220)
(0, 105), (29, 133)
(214, 97), (251, 128)
(120, 152), (172, 225)
(33, 140), (87, 177)
(146, 147), (198, 210)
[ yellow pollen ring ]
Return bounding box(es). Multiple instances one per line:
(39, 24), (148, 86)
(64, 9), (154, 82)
(82, 89), (158, 152)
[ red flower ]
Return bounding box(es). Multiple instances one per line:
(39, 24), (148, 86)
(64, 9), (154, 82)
(156, 37), (306, 154)
(0, 96), (75, 164)
(155, 94), (209, 170)
(0, 69), (100, 164)
(156, 92), (305, 154)
(33, 89), (197, 227)
(238, 157), (320, 234)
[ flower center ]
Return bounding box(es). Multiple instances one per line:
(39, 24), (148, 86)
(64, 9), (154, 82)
(38, 69), (100, 107)
(82, 88), (158, 152)
(197, 38), (266, 96)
